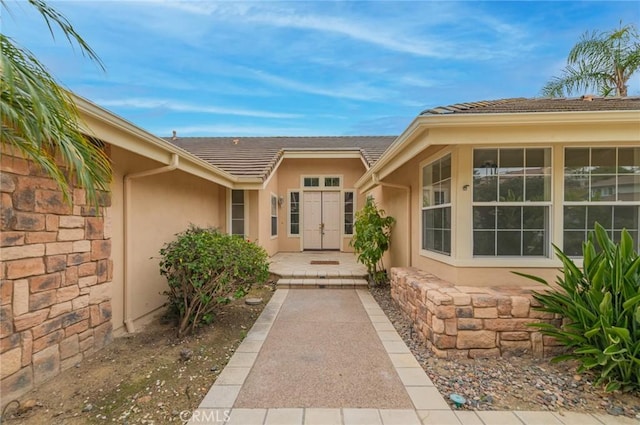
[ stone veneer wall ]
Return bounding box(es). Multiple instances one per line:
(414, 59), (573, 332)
(390, 267), (565, 358)
(1, 150), (113, 404)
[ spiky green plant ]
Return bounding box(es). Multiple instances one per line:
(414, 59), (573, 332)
(1, 0), (111, 207)
(515, 223), (640, 392)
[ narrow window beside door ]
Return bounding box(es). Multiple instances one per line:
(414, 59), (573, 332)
(290, 191), (300, 235)
(231, 189), (245, 237)
(271, 194), (278, 237)
(344, 191), (354, 235)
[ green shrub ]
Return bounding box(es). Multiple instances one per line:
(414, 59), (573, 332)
(516, 223), (640, 392)
(350, 196), (395, 285)
(159, 226), (269, 337)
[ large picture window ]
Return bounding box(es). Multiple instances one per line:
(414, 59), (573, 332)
(271, 194), (278, 237)
(422, 154), (452, 255)
(563, 147), (640, 256)
(472, 148), (551, 257)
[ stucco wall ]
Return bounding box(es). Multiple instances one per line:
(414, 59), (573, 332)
(255, 172), (279, 256)
(109, 146), (225, 334)
(272, 157), (367, 252)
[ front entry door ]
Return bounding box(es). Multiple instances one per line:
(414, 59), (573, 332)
(303, 191), (340, 250)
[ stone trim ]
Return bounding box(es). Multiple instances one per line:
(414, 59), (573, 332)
(390, 267), (565, 358)
(1, 149), (113, 405)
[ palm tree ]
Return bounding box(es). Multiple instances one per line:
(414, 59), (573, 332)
(1, 0), (111, 207)
(542, 23), (640, 97)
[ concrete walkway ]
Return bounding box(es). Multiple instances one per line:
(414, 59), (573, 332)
(189, 288), (638, 425)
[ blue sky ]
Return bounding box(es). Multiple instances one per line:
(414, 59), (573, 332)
(3, 1), (639, 137)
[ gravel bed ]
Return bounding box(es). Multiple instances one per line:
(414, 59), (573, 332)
(370, 285), (640, 419)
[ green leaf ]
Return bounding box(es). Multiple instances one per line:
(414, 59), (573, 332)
(607, 327), (631, 342)
(584, 327), (601, 338)
(603, 344), (627, 356)
(605, 381), (621, 392)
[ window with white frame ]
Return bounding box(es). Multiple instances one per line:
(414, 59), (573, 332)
(472, 148), (551, 257)
(230, 190), (245, 236)
(325, 177), (340, 187)
(289, 191), (300, 235)
(303, 176), (341, 188)
(344, 191), (355, 235)
(563, 147), (640, 256)
(422, 154), (452, 255)
(303, 177), (320, 187)
(271, 194), (278, 237)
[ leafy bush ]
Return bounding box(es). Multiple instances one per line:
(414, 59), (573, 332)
(159, 226), (269, 337)
(516, 223), (640, 392)
(350, 196), (395, 285)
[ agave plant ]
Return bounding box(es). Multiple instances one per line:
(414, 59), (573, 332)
(515, 223), (640, 392)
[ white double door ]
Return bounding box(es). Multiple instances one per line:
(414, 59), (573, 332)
(303, 191), (340, 250)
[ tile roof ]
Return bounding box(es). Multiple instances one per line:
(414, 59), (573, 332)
(166, 136), (396, 180)
(421, 96), (640, 115)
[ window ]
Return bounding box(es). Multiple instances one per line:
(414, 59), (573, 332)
(325, 177), (340, 187)
(472, 148), (551, 257)
(303, 177), (320, 187)
(290, 191), (300, 235)
(230, 190), (245, 236)
(303, 176), (342, 188)
(563, 147), (640, 256)
(422, 154), (452, 255)
(344, 191), (355, 235)
(271, 194), (278, 237)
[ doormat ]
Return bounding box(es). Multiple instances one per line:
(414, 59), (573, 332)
(310, 260), (340, 265)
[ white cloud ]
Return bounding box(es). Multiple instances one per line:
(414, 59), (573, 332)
(95, 98), (301, 119)
(241, 68), (393, 102)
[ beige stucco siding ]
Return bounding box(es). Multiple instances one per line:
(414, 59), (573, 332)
(257, 172), (280, 256)
(272, 157), (367, 252)
(110, 146), (225, 333)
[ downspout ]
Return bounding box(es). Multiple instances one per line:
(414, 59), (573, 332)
(372, 173), (412, 267)
(123, 154), (179, 333)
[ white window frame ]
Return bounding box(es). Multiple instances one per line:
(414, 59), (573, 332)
(562, 146), (640, 257)
(228, 189), (247, 237)
(288, 190), (301, 237)
(421, 152), (453, 256)
(471, 147), (552, 258)
(343, 190), (356, 236)
(301, 175), (343, 190)
(270, 193), (278, 238)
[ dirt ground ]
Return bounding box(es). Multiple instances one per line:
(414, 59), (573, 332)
(2, 284), (275, 425)
(4, 284), (639, 423)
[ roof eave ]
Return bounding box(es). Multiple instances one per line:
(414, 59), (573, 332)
(73, 94), (238, 188)
(356, 109), (640, 193)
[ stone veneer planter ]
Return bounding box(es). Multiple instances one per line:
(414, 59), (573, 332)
(390, 267), (565, 358)
(1, 149), (113, 404)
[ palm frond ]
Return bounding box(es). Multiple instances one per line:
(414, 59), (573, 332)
(1, 34), (111, 207)
(543, 23), (639, 98)
(0, 1), (110, 209)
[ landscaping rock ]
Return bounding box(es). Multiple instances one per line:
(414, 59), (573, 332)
(245, 297), (263, 305)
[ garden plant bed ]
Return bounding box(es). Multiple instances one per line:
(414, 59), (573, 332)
(371, 285), (640, 420)
(2, 284), (275, 425)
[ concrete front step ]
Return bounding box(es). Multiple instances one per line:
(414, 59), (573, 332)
(277, 278), (369, 289)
